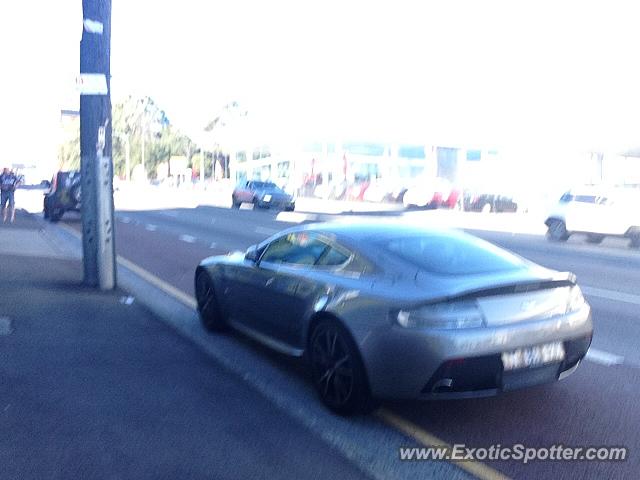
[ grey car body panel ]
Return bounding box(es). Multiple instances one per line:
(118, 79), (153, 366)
(197, 223), (593, 399)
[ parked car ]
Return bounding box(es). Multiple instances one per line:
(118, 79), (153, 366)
(463, 192), (518, 213)
(232, 180), (295, 211)
(403, 177), (452, 209)
(195, 222), (593, 414)
(545, 187), (640, 248)
(43, 171), (81, 222)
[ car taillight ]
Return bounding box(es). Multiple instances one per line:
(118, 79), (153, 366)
(395, 300), (486, 329)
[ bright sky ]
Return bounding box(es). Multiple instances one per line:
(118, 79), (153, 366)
(1, 0), (639, 168)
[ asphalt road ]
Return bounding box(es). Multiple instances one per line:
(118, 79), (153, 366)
(60, 204), (640, 479)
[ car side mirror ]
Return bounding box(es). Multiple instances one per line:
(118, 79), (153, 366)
(245, 246), (259, 263)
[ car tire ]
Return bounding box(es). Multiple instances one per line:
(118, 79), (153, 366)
(231, 196), (241, 208)
(630, 233), (640, 249)
(195, 272), (227, 332)
(547, 219), (570, 242)
(71, 184), (82, 204)
(49, 208), (64, 222)
(309, 319), (374, 415)
(586, 234), (605, 244)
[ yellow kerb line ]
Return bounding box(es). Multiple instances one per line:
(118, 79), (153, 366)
(376, 409), (512, 480)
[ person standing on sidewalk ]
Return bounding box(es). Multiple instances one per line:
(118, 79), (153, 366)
(0, 167), (20, 223)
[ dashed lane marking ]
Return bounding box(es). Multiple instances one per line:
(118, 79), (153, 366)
(254, 226), (278, 236)
(179, 234), (197, 243)
(585, 348), (625, 366)
(0, 317), (13, 335)
(581, 286), (640, 306)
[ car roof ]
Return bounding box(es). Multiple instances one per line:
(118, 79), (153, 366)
(297, 221), (456, 243)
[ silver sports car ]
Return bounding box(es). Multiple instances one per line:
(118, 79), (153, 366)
(195, 222), (593, 414)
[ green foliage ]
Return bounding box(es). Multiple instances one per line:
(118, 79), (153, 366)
(112, 95), (196, 179)
(57, 95), (196, 179)
(59, 125), (80, 171)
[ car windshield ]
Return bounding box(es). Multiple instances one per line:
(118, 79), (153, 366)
(380, 233), (526, 275)
(252, 182), (280, 191)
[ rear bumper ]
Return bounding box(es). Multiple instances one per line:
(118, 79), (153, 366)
(257, 199), (295, 209)
(359, 305), (593, 399)
(417, 334), (591, 399)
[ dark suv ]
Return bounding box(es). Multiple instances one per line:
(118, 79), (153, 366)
(43, 171), (81, 221)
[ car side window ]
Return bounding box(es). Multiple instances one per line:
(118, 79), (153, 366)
(316, 246), (350, 267)
(260, 233), (329, 266)
(574, 195), (596, 204)
(559, 192), (574, 203)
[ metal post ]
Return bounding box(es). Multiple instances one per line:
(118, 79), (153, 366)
(80, 0), (116, 290)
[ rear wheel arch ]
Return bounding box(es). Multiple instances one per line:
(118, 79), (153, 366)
(305, 313), (371, 383)
(306, 312), (376, 414)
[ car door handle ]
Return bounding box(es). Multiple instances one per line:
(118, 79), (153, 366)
(265, 277), (275, 286)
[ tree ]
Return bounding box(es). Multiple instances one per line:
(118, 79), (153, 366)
(59, 124), (81, 170)
(204, 101), (248, 179)
(111, 96), (194, 179)
(59, 95), (196, 180)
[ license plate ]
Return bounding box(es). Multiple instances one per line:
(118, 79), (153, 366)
(501, 342), (565, 371)
(263, 194), (272, 202)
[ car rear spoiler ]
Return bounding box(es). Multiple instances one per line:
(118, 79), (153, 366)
(421, 272), (577, 306)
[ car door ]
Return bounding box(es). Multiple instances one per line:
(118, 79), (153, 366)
(564, 193), (598, 232)
(231, 232), (330, 348)
(237, 181), (253, 203)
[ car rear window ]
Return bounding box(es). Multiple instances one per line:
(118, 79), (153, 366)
(381, 233), (526, 275)
(252, 181), (277, 189)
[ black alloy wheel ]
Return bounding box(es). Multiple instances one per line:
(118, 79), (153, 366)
(309, 320), (372, 415)
(196, 272), (226, 331)
(547, 219), (570, 242)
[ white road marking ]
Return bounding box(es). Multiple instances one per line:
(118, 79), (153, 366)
(179, 234), (197, 243)
(161, 211), (178, 218)
(0, 317), (13, 335)
(119, 296), (135, 305)
(585, 348), (624, 366)
(275, 211), (318, 223)
(209, 242), (217, 249)
(145, 224), (157, 232)
(254, 226), (278, 236)
(120, 216), (131, 224)
(581, 286), (640, 306)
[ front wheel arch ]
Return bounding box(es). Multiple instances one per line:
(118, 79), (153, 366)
(195, 267), (227, 331)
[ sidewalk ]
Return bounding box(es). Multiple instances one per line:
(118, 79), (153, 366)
(0, 212), (369, 480)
